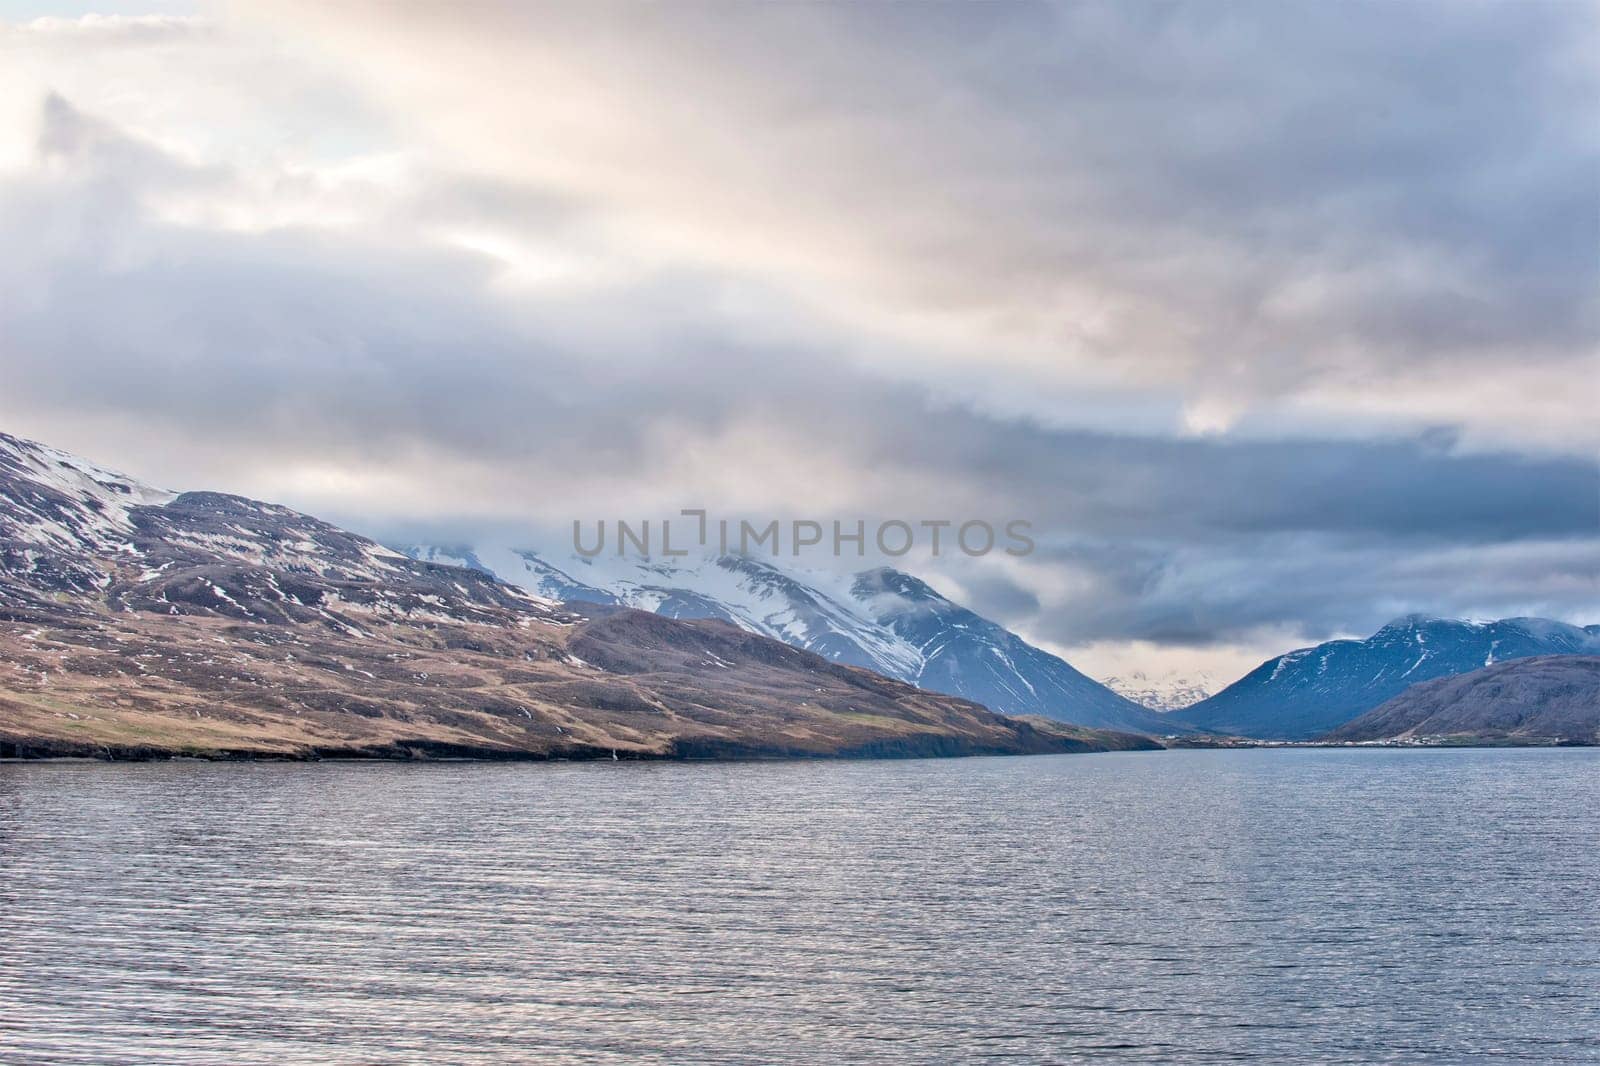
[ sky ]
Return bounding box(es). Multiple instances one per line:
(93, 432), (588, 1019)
(1, 1), (1596, 687)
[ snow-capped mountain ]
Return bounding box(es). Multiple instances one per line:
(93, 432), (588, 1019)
(0, 433), (179, 600)
(848, 568), (1181, 734)
(1167, 615), (1600, 740)
(408, 547), (928, 675)
(403, 544), (1183, 734)
(0, 432), (561, 630)
(2, 430), (1113, 761)
(1099, 670), (1219, 712)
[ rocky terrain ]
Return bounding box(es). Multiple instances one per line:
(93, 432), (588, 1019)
(1326, 656), (1600, 745)
(0, 432), (1153, 760)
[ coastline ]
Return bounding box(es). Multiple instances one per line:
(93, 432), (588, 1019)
(3, 734), (1588, 764)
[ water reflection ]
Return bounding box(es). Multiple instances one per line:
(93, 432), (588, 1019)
(1, 748), (1597, 1063)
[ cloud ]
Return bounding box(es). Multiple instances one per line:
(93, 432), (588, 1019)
(7, 104), (1592, 540)
(0, 4), (1595, 674)
(1008, 534), (1600, 648)
(234, 0), (1600, 452)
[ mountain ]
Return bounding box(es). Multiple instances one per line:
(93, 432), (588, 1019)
(404, 548), (927, 680)
(403, 546), (1182, 735)
(1326, 656), (1600, 745)
(848, 568), (1181, 734)
(1167, 616), (1600, 740)
(0, 432), (1154, 760)
(1096, 670), (1219, 712)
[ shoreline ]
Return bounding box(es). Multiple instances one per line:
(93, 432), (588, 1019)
(2, 737), (1591, 765)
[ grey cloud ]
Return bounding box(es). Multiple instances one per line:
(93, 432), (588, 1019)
(959, 535), (1600, 650)
(3, 2), (1597, 663)
(5, 95), (1595, 549)
(359, 0), (1597, 392)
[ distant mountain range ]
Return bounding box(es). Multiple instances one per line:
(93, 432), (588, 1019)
(401, 545), (1183, 735)
(0, 431), (1146, 760)
(1329, 656), (1600, 745)
(1098, 669), (1220, 712)
(1167, 616), (1600, 740)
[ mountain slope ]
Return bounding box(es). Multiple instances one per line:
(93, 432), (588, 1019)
(848, 568), (1180, 734)
(410, 546), (1180, 734)
(0, 432), (1146, 760)
(1326, 656), (1600, 745)
(428, 549), (933, 680)
(1168, 616), (1600, 740)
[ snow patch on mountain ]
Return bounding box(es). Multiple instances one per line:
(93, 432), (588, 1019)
(0, 433), (177, 552)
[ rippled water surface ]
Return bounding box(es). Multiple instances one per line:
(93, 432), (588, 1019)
(2, 748), (1598, 1064)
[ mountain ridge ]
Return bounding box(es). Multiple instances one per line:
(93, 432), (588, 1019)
(0, 431), (1148, 760)
(1167, 616), (1600, 740)
(403, 543), (1183, 735)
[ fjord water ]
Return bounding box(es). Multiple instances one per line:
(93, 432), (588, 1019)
(2, 750), (1596, 1064)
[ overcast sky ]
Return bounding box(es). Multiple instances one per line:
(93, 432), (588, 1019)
(1, 1), (1596, 684)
